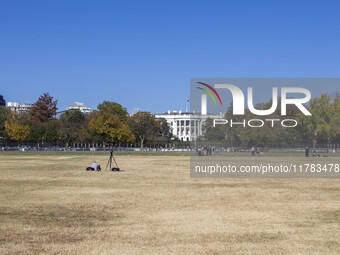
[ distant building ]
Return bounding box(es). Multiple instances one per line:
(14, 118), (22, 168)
(131, 108), (140, 115)
(155, 110), (223, 142)
(0, 95), (5, 106)
(66, 102), (92, 114)
(7, 102), (33, 114)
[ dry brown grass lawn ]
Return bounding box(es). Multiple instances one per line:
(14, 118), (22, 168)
(0, 153), (339, 254)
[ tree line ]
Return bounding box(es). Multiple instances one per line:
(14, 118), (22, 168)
(2, 92), (339, 149)
(202, 93), (340, 148)
(0, 93), (171, 148)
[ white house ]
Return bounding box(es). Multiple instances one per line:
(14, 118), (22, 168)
(155, 110), (223, 141)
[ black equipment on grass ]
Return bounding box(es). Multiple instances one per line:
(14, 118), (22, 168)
(105, 149), (120, 171)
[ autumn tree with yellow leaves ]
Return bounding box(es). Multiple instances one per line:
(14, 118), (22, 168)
(5, 117), (30, 145)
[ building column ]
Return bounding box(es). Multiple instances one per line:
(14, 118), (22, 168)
(193, 119), (196, 138)
(179, 120), (181, 139)
(198, 120), (201, 136)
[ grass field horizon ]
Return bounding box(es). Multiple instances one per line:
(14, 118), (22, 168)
(2, 150), (340, 157)
(1, 153), (339, 254)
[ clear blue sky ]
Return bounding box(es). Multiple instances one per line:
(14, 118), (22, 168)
(1, 0), (340, 114)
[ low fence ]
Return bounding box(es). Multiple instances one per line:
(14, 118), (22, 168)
(2, 146), (340, 153)
(0, 146), (192, 152)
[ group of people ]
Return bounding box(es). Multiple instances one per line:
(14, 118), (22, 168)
(251, 146), (313, 157)
(196, 146), (215, 156)
(250, 146), (263, 156)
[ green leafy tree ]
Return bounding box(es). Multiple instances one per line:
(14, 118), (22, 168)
(157, 118), (171, 138)
(97, 101), (129, 122)
(223, 100), (302, 148)
(202, 118), (226, 142)
(297, 94), (332, 146)
(58, 110), (88, 144)
(27, 122), (45, 144)
(0, 106), (10, 139)
(44, 120), (60, 144)
(329, 95), (340, 143)
(127, 112), (160, 149)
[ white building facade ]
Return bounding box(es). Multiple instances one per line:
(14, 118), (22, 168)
(66, 102), (92, 114)
(7, 102), (33, 114)
(155, 110), (224, 141)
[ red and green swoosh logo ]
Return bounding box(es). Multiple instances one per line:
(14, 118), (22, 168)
(196, 82), (223, 106)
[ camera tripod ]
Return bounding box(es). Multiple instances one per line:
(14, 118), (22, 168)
(105, 150), (120, 171)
